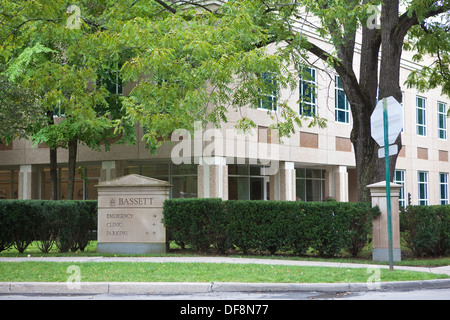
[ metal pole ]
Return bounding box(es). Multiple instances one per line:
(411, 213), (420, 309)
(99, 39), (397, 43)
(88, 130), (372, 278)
(383, 98), (394, 271)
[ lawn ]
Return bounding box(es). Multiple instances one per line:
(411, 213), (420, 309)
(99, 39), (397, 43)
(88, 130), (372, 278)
(0, 241), (449, 283)
(0, 261), (448, 283)
(1, 241), (449, 267)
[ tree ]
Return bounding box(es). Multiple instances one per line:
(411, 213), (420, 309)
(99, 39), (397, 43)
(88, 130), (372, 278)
(0, 67), (40, 145)
(2, 1), (448, 202)
(116, 0), (449, 201)
(297, 0), (449, 201)
(405, 13), (450, 98)
(117, 0), (310, 151)
(0, 1), (133, 199)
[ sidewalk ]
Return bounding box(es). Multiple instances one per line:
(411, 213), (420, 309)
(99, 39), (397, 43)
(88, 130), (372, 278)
(0, 256), (449, 295)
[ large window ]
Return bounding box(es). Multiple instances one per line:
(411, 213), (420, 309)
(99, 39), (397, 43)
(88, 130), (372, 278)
(335, 75), (349, 123)
(296, 168), (325, 201)
(128, 163), (197, 198)
(99, 62), (123, 96)
(42, 167), (100, 200)
(228, 165), (267, 200)
(0, 170), (18, 199)
(259, 72), (277, 111)
(438, 101), (447, 140)
(440, 173), (449, 205)
(418, 171), (428, 205)
(299, 67), (317, 116)
(394, 170), (406, 208)
(416, 96), (426, 136)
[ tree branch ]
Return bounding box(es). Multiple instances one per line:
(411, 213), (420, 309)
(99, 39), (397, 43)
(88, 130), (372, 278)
(396, 4), (447, 39)
(1, 17), (62, 42)
(153, 0), (177, 14)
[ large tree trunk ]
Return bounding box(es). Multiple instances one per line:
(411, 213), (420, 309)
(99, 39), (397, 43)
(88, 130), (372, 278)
(348, 0), (405, 202)
(67, 138), (78, 200)
(306, 0), (434, 201)
(46, 110), (58, 200)
(350, 101), (400, 202)
(49, 147), (58, 200)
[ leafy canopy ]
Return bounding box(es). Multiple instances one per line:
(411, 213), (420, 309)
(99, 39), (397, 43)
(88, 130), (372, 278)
(0, 0), (133, 149)
(1, 0), (448, 151)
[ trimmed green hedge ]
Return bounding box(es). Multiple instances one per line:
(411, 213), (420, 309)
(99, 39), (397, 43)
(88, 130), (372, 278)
(400, 205), (450, 257)
(0, 200), (97, 253)
(163, 199), (380, 257)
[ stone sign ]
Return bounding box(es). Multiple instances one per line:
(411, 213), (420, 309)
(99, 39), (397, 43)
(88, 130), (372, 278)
(96, 174), (171, 254)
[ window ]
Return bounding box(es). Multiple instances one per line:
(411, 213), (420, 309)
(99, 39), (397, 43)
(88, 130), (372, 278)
(394, 170), (406, 208)
(438, 102), (447, 140)
(97, 62), (123, 96)
(0, 170), (18, 199)
(440, 173), (449, 205)
(296, 168), (325, 201)
(53, 101), (65, 118)
(335, 75), (349, 123)
(418, 171), (428, 205)
(299, 67), (317, 116)
(228, 165), (267, 200)
(416, 96), (426, 136)
(259, 72), (277, 111)
(128, 163), (197, 198)
(42, 167), (100, 200)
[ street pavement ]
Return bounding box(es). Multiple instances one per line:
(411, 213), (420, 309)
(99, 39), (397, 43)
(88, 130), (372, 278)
(0, 256), (449, 296)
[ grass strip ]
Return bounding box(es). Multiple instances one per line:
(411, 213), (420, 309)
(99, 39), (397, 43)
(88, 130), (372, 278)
(0, 262), (448, 283)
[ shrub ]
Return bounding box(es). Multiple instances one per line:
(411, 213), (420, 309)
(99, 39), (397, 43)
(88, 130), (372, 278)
(163, 198), (227, 253)
(225, 201), (294, 254)
(0, 200), (21, 252)
(342, 202), (380, 257)
(400, 205), (450, 257)
(35, 201), (57, 253)
(5, 200), (40, 253)
(74, 201), (98, 251)
(0, 200), (98, 253)
(163, 199), (379, 257)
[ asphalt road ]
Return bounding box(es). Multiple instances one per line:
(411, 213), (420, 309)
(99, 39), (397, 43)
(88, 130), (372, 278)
(1, 288), (449, 300)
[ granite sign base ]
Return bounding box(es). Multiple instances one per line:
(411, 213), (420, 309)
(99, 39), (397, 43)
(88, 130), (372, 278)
(372, 248), (402, 262)
(97, 242), (166, 255)
(95, 174), (171, 256)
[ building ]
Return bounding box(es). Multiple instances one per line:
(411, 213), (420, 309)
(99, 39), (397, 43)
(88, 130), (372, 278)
(1, 7), (449, 206)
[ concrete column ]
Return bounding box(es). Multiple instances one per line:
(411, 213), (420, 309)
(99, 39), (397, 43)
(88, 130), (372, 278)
(269, 161), (295, 201)
(368, 181), (402, 262)
(335, 166), (348, 202)
(197, 157), (228, 200)
(18, 165), (38, 199)
(100, 161), (125, 182)
(325, 165), (349, 202)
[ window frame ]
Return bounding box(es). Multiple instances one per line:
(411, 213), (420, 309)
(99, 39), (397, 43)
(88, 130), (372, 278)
(439, 172), (449, 205)
(418, 171), (429, 205)
(258, 72), (278, 112)
(335, 75), (349, 123)
(299, 67), (317, 117)
(416, 96), (427, 136)
(295, 168), (325, 202)
(438, 101), (447, 140)
(394, 169), (406, 208)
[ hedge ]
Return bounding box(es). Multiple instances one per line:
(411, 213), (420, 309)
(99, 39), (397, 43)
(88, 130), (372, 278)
(163, 199), (380, 257)
(0, 200), (97, 253)
(400, 205), (450, 257)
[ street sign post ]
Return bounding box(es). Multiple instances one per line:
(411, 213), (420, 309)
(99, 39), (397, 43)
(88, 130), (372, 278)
(371, 96), (403, 271)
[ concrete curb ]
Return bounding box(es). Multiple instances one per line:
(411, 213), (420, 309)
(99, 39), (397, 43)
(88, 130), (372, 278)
(1, 257), (449, 295)
(1, 279), (450, 295)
